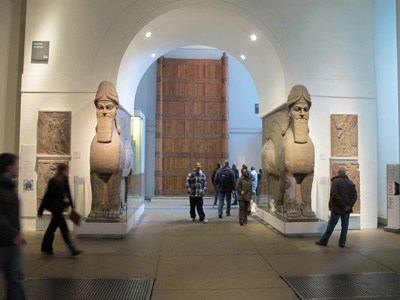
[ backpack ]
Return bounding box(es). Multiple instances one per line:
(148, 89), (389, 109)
(219, 169), (230, 190)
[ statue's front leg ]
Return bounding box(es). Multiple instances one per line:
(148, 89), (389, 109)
(88, 172), (106, 218)
(300, 173), (316, 217)
(106, 173), (122, 219)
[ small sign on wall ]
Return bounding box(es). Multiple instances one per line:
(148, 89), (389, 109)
(386, 164), (400, 232)
(31, 41), (49, 63)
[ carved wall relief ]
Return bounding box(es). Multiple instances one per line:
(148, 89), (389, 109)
(330, 162), (360, 214)
(36, 160), (69, 210)
(331, 114), (358, 157)
(37, 111), (72, 155)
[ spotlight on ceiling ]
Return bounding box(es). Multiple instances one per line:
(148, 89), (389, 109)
(145, 32), (151, 38)
(241, 54), (246, 60)
(250, 34), (257, 41)
(151, 53), (156, 58)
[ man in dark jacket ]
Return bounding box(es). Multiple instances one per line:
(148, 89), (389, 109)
(316, 167), (357, 247)
(231, 164), (239, 205)
(0, 153), (27, 300)
(215, 160), (236, 218)
(211, 162), (222, 207)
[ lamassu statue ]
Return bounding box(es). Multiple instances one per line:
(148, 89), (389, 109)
(261, 85), (316, 219)
(88, 81), (125, 221)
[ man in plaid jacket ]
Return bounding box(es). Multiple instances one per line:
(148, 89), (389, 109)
(186, 162), (208, 223)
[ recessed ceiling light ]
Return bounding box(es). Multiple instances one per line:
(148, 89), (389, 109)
(145, 32), (151, 38)
(151, 53), (156, 58)
(250, 34), (257, 41)
(241, 54), (246, 60)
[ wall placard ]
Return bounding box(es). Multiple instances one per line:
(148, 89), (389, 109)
(31, 41), (49, 63)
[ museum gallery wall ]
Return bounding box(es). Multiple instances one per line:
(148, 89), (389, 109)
(16, 0), (392, 230)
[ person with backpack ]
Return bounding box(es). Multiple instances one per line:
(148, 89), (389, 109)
(215, 160), (236, 218)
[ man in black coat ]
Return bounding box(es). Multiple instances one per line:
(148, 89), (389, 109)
(215, 160), (236, 218)
(0, 153), (27, 300)
(211, 162), (222, 207)
(316, 167), (357, 247)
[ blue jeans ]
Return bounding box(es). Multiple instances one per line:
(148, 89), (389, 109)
(0, 246), (26, 300)
(321, 212), (350, 246)
(218, 192), (231, 215)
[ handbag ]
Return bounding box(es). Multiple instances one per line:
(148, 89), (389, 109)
(69, 209), (82, 226)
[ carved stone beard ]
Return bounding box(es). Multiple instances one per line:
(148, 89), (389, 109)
(292, 118), (309, 144)
(97, 116), (114, 143)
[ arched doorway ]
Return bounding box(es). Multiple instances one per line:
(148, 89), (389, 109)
(134, 46), (261, 198)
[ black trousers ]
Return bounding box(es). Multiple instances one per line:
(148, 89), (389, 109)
(213, 186), (218, 205)
(41, 213), (75, 253)
(239, 200), (250, 223)
(189, 197), (206, 221)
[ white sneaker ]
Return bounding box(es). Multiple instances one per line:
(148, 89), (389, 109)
(201, 219), (208, 223)
(189, 218), (194, 222)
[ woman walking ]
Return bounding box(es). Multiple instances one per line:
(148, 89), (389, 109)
(38, 163), (81, 256)
(236, 168), (253, 225)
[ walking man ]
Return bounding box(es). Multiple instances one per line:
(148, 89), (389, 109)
(211, 162), (222, 207)
(231, 164), (239, 205)
(0, 153), (27, 300)
(186, 162), (208, 223)
(215, 160), (236, 218)
(316, 167), (357, 247)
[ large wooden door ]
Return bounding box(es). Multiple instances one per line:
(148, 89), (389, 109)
(155, 54), (229, 196)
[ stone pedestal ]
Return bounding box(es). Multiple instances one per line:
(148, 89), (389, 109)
(74, 203), (144, 239)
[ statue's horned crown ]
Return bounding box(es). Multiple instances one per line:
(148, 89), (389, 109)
(94, 81), (119, 106)
(287, 85), (311, 108)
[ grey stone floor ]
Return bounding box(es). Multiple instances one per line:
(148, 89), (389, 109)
(2, 199), (400, 300)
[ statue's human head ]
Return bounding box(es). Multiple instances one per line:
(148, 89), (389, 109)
(287, 85), (311, 121)
(94, 81), (119, 121)
(287, 85), (311, 143)
(94, 81), (120, 142)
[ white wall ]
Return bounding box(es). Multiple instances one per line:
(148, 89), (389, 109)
(0, 0), (12, 151)
(310, 97), (378, 229)
(373, 0), (399, 220)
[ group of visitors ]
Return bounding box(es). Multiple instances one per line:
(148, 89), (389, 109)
(186, 160), (260, 226)
(185, 161), (357, 247)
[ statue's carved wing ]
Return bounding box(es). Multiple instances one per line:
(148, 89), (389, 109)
(264, 111), (290, 174)
(264, 111), (290, 144)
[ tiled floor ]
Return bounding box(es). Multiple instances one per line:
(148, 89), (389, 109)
(2, 199), (400, 300)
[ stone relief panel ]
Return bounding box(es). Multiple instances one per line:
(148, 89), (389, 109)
(331, 114), (358, 157)
(37, 111), (71, 155)
(330, 162), (360, 214)
(36, 160), (69, 210)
